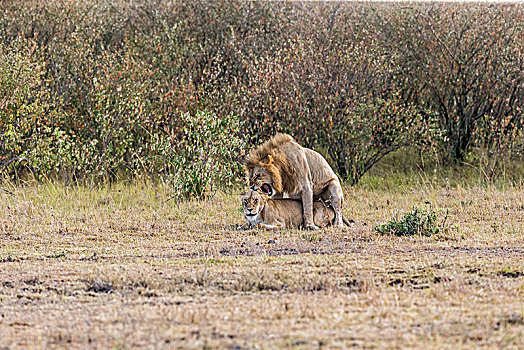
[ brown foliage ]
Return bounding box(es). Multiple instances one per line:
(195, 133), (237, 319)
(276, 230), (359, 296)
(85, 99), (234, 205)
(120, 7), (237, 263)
(0, 1), (522, 184)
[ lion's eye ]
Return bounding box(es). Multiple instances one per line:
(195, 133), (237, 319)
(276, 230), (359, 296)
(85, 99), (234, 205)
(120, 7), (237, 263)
(254, 199), (258, 204)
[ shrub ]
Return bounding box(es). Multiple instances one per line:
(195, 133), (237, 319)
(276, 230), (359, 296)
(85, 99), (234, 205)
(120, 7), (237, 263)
(239, 6), (441, 184)
(162, 110), (245, 199)
(1, 1), (522, 187)
(0, 37), (63, 178)
(375, 206), (447, 236)
(315, 95), (440, 185)
(383, 4), (524, 161)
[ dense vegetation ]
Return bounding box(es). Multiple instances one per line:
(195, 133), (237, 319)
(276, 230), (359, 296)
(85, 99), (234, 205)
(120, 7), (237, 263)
(1, 1), (522, 194)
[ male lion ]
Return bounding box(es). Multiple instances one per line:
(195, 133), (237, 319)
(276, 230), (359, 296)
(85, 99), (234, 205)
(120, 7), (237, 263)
(238, 189), (349, 230)
(244, 133), (345, 230)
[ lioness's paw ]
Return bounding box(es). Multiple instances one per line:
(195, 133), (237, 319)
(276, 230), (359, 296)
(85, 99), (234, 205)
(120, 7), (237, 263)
(305, 224), (320, 230)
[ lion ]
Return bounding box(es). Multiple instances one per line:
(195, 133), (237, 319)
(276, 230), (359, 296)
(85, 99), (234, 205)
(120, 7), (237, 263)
(244, 133), (345, 230)
(238, 189), (351, 230)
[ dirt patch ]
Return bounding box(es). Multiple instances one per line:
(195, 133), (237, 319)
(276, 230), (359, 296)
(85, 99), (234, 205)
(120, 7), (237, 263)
(84, 281), (114, 294)
(495, 313), (524, 330)
(497, 269), (523, 278)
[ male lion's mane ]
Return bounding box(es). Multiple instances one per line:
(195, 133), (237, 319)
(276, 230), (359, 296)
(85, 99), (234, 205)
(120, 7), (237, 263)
(244, 133), (298, 193)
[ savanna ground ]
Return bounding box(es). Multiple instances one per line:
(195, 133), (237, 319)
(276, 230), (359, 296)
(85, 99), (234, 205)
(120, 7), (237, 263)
(1, 170), (524, 349)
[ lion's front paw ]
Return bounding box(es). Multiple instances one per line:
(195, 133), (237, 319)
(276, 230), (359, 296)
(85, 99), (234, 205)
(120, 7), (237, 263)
(237, 224), (251, 231)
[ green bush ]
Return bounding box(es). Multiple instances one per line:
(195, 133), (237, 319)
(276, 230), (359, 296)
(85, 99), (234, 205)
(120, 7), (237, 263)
(163, 111), (245, 199)
(375, 206), (448, 237)
(0, 37), (63, 178)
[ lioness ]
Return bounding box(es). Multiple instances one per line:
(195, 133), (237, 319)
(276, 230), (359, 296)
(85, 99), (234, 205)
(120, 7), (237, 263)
(239, 189), (350, 230)
(244, 133), (345, 230)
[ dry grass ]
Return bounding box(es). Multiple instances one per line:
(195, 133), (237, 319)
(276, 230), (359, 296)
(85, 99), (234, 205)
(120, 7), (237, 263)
(1, 180), (523, 349)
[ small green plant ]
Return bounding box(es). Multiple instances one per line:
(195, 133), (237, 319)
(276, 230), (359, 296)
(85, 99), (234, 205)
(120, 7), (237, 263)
(301, 232), (322, 242)
(375, 205), (448, 236)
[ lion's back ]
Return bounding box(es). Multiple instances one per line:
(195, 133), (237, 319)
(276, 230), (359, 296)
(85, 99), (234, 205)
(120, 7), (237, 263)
(280, 142), (339, 193)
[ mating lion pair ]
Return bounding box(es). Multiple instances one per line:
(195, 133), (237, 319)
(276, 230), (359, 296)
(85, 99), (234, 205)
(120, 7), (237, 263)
(239, 133), (351, 230)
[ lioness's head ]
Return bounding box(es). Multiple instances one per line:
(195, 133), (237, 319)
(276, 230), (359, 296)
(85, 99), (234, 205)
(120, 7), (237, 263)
(241, 189), (268, 218)
(247, 164), (275, 197)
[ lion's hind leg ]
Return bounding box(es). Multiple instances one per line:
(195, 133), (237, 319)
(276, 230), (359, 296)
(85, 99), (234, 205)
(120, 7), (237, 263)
(325, 180), (344, 228)
(302, 185), (320, 230)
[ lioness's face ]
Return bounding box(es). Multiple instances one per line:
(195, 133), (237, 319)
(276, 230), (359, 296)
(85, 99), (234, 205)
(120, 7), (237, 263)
(241, 190), (267, 218)
(248, 166), (275, 197)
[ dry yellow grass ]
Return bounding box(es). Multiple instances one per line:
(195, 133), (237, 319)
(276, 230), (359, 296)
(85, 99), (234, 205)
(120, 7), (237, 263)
(1, 181), (523, 349)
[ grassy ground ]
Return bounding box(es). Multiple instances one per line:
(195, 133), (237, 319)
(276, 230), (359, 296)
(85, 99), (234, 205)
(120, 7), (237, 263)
(1, 176), (523, 349)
